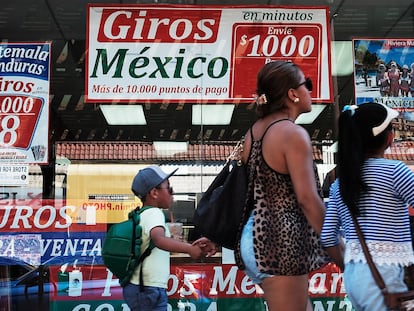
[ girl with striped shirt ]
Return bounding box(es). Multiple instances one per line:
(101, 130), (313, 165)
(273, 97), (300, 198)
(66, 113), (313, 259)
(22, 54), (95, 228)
(321, 102), (414, 310)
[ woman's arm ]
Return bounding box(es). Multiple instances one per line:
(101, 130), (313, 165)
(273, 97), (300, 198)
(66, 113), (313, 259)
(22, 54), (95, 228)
(284, 126), (326, 234)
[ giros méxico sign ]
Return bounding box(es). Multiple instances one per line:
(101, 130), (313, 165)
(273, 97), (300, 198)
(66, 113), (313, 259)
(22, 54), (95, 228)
(86, 5), (333, 103)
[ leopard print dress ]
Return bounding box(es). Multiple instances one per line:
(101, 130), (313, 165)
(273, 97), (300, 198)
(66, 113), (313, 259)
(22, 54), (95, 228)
(235, 130), (329, 275)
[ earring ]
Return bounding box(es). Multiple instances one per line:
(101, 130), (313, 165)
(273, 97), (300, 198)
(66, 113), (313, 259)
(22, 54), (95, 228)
(294, 98), (299, 103)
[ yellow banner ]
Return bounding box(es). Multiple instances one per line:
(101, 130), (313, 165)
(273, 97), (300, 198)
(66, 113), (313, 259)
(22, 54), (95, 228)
(66, 164), (147, 223)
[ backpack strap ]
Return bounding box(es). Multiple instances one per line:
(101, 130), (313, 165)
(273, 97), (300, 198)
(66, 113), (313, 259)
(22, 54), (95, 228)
(134, 206), (156, 250)
(128, 206), (154, 259)
(138, 246), (153, 292)
(122, 206), (155, 289)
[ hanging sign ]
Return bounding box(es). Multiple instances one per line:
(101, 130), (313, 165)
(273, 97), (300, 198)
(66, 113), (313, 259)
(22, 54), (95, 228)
(0, 42), (50, 164)
(86, 5), (332, 103)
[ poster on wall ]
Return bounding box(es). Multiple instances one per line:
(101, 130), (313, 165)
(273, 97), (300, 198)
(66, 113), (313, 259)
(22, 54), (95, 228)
(353, 38), (414, 156)
(0, 198), (106, 266)
(86, 5), (333, 103)
(0, 42), (50, 164)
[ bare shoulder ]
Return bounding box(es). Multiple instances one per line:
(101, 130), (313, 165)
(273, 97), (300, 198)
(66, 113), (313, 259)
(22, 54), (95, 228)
(286, 124), (313, 158)
(266, 120), (309, 142)
(261, 121), (311, 172)
(288, 120), (310, 136)
(268, 122), (312, 158)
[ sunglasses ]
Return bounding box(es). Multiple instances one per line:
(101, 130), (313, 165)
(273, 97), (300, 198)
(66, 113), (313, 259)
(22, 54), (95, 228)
(156, 186), (174, 195)
(295, 77), (313, 92)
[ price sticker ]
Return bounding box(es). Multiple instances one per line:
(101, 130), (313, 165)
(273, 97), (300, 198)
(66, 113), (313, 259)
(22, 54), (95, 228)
(230, 23), (323, 99)
(0, 95), (44, 149)
(235, 24), (320, 58)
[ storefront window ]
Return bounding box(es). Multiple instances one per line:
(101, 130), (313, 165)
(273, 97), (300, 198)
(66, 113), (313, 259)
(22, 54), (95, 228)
(0, 1), (413, 310)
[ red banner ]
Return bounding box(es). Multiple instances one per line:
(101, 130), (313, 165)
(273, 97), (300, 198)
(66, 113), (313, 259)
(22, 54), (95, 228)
(231, 23), (324, 99)
(0, 95), (43, 149)
(87, 5), (332, 103)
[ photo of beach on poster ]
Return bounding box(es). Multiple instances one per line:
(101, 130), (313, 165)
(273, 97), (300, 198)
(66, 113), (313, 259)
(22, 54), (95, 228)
(353, 39), (414, 148)
(353, 39), (414, 103)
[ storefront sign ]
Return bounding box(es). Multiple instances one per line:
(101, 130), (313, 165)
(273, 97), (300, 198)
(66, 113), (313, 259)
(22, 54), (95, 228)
(86, 5), (332, 103)
(0, 200), (107, 265)
(0, 42), (50, 164)
(48, 263), (354, 311)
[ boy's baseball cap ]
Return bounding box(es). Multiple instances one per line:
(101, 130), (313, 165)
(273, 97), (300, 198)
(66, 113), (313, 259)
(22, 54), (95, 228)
(131, 165), (178, 198)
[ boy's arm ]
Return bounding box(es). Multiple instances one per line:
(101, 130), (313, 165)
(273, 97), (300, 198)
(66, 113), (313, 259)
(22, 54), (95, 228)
(150, 226), (203, 259)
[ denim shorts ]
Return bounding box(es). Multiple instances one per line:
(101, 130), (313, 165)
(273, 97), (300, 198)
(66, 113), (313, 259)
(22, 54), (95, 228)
(240, 211), (273, 284)
(123, 284), (168, 311)
(343, 262), (407, 311)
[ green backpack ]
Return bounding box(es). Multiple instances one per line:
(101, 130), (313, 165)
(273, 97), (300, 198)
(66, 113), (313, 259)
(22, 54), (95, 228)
(102, 206), (155, 287)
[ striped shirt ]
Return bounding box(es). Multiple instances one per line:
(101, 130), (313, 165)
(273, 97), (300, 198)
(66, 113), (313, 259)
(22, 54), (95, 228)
(321, 158), (414, 266)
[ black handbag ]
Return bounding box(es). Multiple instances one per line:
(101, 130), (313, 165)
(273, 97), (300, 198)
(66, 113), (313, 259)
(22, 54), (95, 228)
(193, 140), (248, 250)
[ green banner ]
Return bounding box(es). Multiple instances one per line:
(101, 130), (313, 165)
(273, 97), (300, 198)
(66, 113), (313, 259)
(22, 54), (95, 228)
(49, 297), (355, 311)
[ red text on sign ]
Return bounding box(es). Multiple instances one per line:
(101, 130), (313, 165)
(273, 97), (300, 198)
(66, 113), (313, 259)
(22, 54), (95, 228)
(0, 95), (43, 148)
(97, 9), (222, 43)
(0, 78), (34, 93)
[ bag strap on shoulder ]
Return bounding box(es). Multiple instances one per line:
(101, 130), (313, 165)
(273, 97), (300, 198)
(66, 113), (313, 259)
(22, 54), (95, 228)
(129, 206), (156, 250)
(349, 212), (388, 293)
(129, 205), (153, 220)
(124, 206), (156, 290)
(227, 138), (245, 164)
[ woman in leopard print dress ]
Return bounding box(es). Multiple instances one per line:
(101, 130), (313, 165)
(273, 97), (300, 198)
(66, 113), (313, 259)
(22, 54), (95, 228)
(235, 61), (342, 311)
